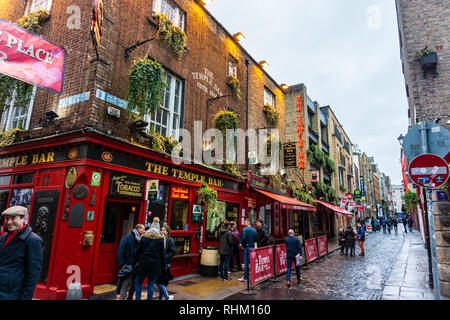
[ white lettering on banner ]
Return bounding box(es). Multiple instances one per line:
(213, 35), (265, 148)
(2, 33), (54, 65)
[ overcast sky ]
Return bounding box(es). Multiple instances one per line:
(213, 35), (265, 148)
(207, 0), (409, 185)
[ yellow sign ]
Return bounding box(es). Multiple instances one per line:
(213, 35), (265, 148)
(0, 152), (55, 169)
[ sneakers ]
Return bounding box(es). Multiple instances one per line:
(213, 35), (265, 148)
(168, 295), (174, 300)
(224, 277), (232, 281)
(238, 277), (246, 282)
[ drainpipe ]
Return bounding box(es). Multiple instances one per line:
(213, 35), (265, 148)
(245, 58), (250, 171)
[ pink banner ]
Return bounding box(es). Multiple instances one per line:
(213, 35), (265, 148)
(249, 246), (274, 285)
(0, 19), (66, 93)
(275, 244), (295, 276)
(317, 236), (328, 257)
(304, 238), (318, 263)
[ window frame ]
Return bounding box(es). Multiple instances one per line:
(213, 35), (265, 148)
(27, 0), (53, 13)
(152, 0), (186, 31)
(264, 87), (275, 107)
(0, 86), (37, 131)
(228, 59), (238, 78)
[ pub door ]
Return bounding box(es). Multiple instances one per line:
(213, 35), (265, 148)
(95, 201), (139, 285)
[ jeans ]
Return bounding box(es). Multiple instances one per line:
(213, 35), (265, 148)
(403, 224), (408, 233)
(230, 244), (242, 270)
(345, 245), (355, 256)
(157, 284), (169, 300)
(219, 255), (231, 279)
(135, 275), (157, 300)
(409, 225), (412, 232)
(243, 247), (254, 280)
(286, 257), (300, 282)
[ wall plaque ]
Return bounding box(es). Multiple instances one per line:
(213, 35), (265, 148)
(109, 172), (145, 199)
(65, 167), (78, 189)
(68, 203), (85, 228)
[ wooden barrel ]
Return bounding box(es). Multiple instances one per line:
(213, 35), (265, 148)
(198, 247), (219, 277)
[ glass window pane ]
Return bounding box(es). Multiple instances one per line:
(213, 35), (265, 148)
(0, 176), (11, 186)
(170, 194), (189, 231)
(13, 173), (34, 185)
(162, 109), (168, 126)
(146, 183), (169, 228)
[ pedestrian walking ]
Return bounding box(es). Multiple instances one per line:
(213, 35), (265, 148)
(357, 222), (366, 256)
(402, 216), (408, 233)
(218, 221), (233, 281)
(230, 222), (242, 272)
(344, 224), (356, 256)
(393, 216), (398, 234)
(0, 206), (43, 300)
(134, 217), (166, 300)
(386, 216), (393, 234)
(156, 225), (176, 300)
(338, 225), (346, 256)
(256, 219), (270, 248)
(381, 217), (387, 234)
(238, 219), (257, 282)
(373, 218), (380, 232)
(407, 215), (413, 232)
(116, 224), (145, 300)
(285, 229), (302, 287)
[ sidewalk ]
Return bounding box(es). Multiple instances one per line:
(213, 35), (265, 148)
(381, 229), (435, 300)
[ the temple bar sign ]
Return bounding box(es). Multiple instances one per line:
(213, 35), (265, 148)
(0, 152), (56, 169)
(0, 19), (67, 94)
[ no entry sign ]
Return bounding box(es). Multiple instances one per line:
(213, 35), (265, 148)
(409, 154), (449, 189)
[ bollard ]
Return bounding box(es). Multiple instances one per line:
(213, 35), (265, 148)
(66, 282), (83, 300)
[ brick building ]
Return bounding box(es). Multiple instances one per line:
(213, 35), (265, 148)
(1, 0), (319, 300)
(395, 0), (449, 129)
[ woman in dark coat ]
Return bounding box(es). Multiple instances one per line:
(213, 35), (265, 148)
(156, 226), (176, 300)
(338, 226), (346, 256)
(134, 217), (166, 300)
(218, 221), (233, 280)
(344, 224), (356, 257)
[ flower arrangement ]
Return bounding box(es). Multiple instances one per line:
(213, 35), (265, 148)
(263, 104), (279, 127)
(16, 9), (49, 33)
(0, 128), (25, 149)
(197, 183), (218, 210)
(227, 75), (241, 99)
(155, 13), (188, 58)
(213, 110), (240, 134)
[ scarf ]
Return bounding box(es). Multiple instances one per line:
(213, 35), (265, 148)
(132, 229), (142, 242)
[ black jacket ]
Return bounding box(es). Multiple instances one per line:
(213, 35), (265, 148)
(338, 230), (346, 246)
(165, 236), (176, 263)
(117, 231), (139, 267)
(285, 235), (302, 259)
(256, 225), (270, 247)
(218, 227), (233, 256)
(344, 227), (356, 247)
(135, 231), (166, 278)
(0, 226), (43, 300)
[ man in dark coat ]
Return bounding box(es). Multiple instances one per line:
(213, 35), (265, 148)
(344, 224), (356, 256)
(393, 215), (398, 234)
(285, 230), (302, 287)
(338, 225), (346, 255)
(407, 215), (413, 232)
(229, 222), (242, 271)
(386, 216), (393, 234)
(134, 217), (166, 300)
(401, 216), (408, 233)
(256, 219), (270, 248)
(0, 206), (43, 300)
(116, 224), (145, 300)
(218, 221), (233, 280)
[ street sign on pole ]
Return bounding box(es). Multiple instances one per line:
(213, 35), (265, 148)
(408, 154), (449, 189)
(403, 122), (450, 161)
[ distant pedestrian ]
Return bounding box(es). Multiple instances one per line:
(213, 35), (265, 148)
(402, 216), (408, 233)
(116, 224), (145, 300)
(0, 206), (43, 300)
(386, 216), (393, 234)
(373, 218), (380, 232)
(218, 221), (233, 281)
(338, 225), (346, 256)
(393, 216), (398, 234)
(229, 222), (242, 272)
(238, 219), (257, 282)
(381, 217), (387, 234)
(256, 219), (270, 248)
(357, 222), (366, 256)
(134, 217), (166, 300)
(344, 224), (356, 256)
(407, 215), (413, 232)
(285, 229), (302, 287)
(156, 225), (176, 300)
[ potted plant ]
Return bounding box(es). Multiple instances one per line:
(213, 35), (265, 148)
(227, 75), (241, 99)
(416, 47), (437, 64)
(154, 13), (188, 58)
(213, 110), (240, 133)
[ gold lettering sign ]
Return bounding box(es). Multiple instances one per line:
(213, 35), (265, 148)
(0, 152), (55, 169)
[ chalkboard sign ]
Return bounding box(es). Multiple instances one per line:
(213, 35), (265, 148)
(68, 203), (85, 228)
(284, 143), (297, 168)
(109, 172), (145, 199)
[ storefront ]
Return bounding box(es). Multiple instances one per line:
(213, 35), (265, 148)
(315, 200), (353, 239)
(246, 174), (316, 243)
(0, 129), (243, 299)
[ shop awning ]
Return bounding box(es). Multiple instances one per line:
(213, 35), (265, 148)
(254, 189), (316, 212)
(316, 200), (353, 217)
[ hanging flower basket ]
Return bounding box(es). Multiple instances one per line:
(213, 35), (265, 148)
(213, 110), (240, 133)
(154, 13), (188, 58)
(227, 75), (241, 99)
(16, 9), (49, 33)
(263, 104), (279, 127)
(0, 129), (25, 149)
(127, 58), (167, 118)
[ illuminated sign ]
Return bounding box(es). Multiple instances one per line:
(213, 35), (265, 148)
(90, 0), (104, 49)
(171, 186), (189, 200)
(297, 96), (305, 169)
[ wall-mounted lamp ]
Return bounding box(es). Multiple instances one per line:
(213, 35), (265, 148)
(233, 32), (246, 42)
(259, 60), (269, 68)
(280, 84), (289, 91)
(33, 111), (59, 129)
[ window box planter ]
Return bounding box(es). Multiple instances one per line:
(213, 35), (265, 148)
(421, 52), (437, 65)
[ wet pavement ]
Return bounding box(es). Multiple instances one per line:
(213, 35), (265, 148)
(227, 230), (406, 300)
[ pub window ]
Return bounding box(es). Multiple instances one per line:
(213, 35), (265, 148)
(9, 188), (33, 224)
(264, 88), (275, 107)
(228, 59), (238, 78)
(146, 182), (170, 228)
(169, 186), (189, 231)
(225, 203), (239, 226)
(152, 0), (186, 31)
(0, 87), (37, 131)
(173, 236), (191, 255)
(0, 176), (11, 186)
(28, 0), (53, 13)
(146, 72), (183, 139)
(13, 173), (34, 185)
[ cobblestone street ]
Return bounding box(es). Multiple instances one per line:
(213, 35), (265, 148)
(230, 230), (407, 300)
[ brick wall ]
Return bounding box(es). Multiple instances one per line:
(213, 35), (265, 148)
(396, 0), (449, 130)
